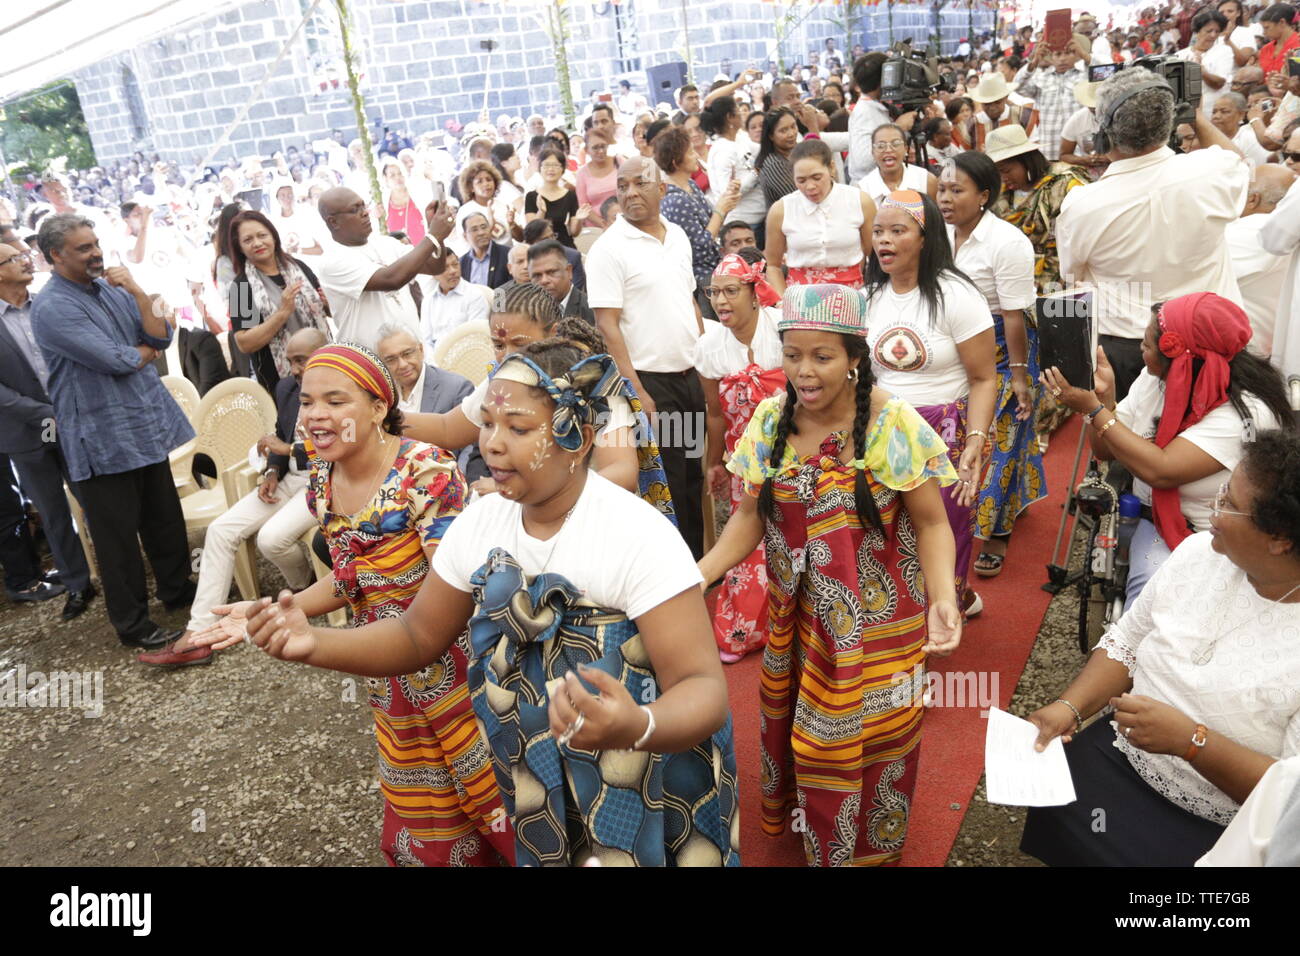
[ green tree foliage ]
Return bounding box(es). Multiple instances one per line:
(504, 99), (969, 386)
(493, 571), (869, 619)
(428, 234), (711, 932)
(1, 82), (96, 177)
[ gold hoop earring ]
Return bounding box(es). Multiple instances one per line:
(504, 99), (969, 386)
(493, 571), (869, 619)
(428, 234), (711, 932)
(847, 367), (858, 381)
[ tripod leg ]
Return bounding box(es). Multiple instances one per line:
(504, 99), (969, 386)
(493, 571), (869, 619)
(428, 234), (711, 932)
(1047, 422), (1089, 571)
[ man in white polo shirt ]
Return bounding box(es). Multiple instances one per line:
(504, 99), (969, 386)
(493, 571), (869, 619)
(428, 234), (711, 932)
(1057, 69), (1249, 400)
(588, 156), (707, 558)
(313, 187), (454, 348)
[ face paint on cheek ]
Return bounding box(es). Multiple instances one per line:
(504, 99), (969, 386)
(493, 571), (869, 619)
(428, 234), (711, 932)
(528, 422), (553, 472)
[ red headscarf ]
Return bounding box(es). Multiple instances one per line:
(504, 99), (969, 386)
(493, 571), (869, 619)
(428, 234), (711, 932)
(713, 252), (780, 307)
(1151, 292), (1252, 548)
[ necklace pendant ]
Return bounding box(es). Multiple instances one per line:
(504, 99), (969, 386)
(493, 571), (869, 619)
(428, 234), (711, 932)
(1192, 644), (1214, 666)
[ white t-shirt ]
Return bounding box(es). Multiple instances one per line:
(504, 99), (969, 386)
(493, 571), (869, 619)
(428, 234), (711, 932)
(858, 163), (931, 207)
(459, 375), (636, 436)
(1115, 368), (1282, 532)
(692, 305), (783, 379)
(273, 209), (325, 255)
(432, 471), (701, 620)
(315, 234), (421, 348)
(1060, 106), (1098, 154)
(864, 274), (993, 406)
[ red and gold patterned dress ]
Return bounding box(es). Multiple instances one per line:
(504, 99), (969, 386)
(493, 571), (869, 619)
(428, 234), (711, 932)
(728, 395), (956, 865)
(713, 364), (786, 657)
(307, 437), (513, 866)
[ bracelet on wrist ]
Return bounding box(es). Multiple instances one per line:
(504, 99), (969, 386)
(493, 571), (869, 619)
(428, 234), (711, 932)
(1085, 403), (1106, 421)
(1095, 416), (1118, 436)
(1008, 362), (1029, 369)
(1053, 697), (1083, 733)
(632, 705), (656, 751)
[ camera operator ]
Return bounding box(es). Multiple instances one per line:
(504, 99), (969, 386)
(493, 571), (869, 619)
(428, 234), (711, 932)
(1057, 67), (1250, 401)
(847, 52), (916, 184)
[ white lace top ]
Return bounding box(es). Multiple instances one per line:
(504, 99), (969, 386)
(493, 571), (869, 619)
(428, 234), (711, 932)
(1097, 532), (1300, 825)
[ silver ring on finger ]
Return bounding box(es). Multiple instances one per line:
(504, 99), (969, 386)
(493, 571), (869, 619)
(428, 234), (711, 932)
(243, 630), (252, 646)
(1123, 726), (1132, 737)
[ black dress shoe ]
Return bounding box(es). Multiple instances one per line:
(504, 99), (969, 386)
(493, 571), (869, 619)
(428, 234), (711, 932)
(62, 585), (97, 621)
(119, 627), (182, 650)
(7, 580), (67, 603)
(43, 569), (63, 585)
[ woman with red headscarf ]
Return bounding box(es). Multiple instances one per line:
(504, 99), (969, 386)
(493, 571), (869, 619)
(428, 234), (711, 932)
(1042, 292), (1294, 607)
(694, 248), (785, 661)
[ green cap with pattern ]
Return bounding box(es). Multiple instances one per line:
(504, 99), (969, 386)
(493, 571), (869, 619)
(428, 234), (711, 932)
(777, 283), (868, 337)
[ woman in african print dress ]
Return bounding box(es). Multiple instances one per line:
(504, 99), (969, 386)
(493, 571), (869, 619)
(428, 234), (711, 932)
(986, 127), (1088, 436)
(208, 344), (513, 867)
(696, 249), (785, 663)
(245, 339), (739, 867)
(700, 284), (962, 866)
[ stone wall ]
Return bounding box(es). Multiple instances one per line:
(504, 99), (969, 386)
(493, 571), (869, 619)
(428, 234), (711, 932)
(71, 0), (993, 168)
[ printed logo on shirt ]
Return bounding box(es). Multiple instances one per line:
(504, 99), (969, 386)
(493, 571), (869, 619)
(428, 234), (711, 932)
(873, 325), (929, 372)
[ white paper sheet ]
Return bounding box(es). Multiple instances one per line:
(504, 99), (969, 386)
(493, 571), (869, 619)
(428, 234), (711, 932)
(984, 707), (1077, 807)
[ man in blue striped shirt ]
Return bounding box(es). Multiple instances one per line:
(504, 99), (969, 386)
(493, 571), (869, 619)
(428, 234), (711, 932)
(31, 214), (196, 650)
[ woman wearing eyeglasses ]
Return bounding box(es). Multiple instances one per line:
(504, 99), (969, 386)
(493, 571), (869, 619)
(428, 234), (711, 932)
(694, 249), (785, 663)
(858, 124), (938, 207)
(1019, 429), (1300, 867)
(1042, 293), (1294, 610)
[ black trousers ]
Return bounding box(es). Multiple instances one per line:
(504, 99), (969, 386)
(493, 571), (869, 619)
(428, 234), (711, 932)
(73, 459), (194, 641)
(10, 444), (91, 593)
(637, 369), (706, 560)
(1099, 334), (1145, 404)
(0, 454), (40, 592)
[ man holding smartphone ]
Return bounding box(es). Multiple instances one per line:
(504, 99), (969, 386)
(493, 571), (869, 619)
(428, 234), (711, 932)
(314, 187), (455, 349)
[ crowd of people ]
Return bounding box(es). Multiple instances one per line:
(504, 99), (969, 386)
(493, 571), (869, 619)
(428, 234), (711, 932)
(4, 0), (1300, 868)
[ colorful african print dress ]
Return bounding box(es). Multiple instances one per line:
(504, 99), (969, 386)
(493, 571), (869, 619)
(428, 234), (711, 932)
(714, 364), (787, 657)
(465, 550), (742, 867)
(975, 314), (1047, 539)
(992, 162), (1088, 436)
(307, 438), (513, 867)
(729, 394), (957, 866)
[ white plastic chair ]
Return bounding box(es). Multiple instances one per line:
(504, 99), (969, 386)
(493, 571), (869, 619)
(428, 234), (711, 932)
(431, 318), (494, 385)
(184, 378), (279, 601)
(162, 375), (202, 496)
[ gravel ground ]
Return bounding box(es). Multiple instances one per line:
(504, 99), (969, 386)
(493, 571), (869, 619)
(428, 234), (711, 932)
(2, 517), (1096, 867)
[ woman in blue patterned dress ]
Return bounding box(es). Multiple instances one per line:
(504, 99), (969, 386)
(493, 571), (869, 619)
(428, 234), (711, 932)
(244, 339), (739, 866)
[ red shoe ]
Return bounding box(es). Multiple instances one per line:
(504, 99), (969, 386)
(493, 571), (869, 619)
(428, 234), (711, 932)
(137, 641), (213, 668)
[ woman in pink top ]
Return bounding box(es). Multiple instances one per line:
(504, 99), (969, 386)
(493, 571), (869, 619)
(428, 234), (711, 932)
(576, 127), (619, 229)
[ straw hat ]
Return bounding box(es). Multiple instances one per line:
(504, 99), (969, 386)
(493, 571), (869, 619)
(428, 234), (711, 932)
(968, 73), (1018, 104)
(1074, 80), (1100, 109)
(983, 124), (1042, 164)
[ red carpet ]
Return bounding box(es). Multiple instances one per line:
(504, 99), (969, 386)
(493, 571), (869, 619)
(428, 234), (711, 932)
(720, 417), (1085, 866)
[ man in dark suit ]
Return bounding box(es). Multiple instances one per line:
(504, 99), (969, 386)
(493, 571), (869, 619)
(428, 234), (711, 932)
(0, 241), (95, 619)
(527, 239), (594, 324)
(459, 213), (511, 290)
(522, 218), (585, 290)
(375, 324), (488, 483)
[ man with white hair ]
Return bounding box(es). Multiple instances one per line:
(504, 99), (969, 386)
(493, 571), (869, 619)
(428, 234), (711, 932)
(1226, 163), (1297, 356)
(1057, 67), (1250, 399)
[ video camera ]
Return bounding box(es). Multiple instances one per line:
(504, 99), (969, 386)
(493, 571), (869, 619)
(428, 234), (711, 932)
(880, 39), (955, 115)
(1088, 55), (1201, 151)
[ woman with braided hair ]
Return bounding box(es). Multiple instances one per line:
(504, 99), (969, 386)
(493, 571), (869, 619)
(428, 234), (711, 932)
(699, 284), (963, 866)
(244, 340), (739, 866)
(403, 283), (675, 522)
(202, 343), (512, 866)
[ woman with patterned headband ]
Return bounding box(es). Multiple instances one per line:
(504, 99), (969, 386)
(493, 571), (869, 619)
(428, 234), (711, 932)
(204, 343), (513, 866)
(864, 189), (997, 618)
(700, 283), (962, 866)
(244, 340), (739, 866)
(695, 248), (786, 663)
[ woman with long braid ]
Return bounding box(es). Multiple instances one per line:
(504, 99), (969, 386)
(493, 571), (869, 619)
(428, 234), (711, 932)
(699, 284), (963, 866)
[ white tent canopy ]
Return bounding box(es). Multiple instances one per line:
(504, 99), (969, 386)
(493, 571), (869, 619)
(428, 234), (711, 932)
(0, 0), (245, 103)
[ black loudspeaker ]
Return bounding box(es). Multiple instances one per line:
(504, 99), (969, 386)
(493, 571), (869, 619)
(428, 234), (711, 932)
(645, 61), (689, 106)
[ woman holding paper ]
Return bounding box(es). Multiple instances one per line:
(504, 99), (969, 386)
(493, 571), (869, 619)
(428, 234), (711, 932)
(1019, 431), (1300, 868)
